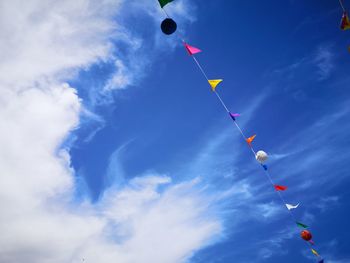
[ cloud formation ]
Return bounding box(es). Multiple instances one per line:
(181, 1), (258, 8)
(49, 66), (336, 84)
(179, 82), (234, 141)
(0, 1), (222, 262)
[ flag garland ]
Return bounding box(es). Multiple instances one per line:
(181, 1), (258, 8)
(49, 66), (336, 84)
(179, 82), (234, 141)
(158, 1), (326, 261)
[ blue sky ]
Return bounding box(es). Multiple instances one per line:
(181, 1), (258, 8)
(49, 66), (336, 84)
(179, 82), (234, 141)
(1, 0), (350, 262)
(67, 0), (350, 262)
(69, 1), (350, 262)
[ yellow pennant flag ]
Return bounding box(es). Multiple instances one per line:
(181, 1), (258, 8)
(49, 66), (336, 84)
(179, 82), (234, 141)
(208, 79), (223, 91)
(311, 249), (319, 257)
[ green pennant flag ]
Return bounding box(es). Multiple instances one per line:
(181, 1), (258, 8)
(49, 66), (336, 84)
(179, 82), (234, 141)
(158, 0), (174, 8)
(296, 222), (308, 228)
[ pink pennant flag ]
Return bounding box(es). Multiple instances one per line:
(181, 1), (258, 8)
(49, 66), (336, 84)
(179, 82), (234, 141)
(184, 43), (202, 55)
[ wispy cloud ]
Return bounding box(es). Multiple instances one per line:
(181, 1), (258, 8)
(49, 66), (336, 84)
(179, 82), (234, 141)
(70, 0), (197, 142)
(315, 196), (340, 213)
(268, 44), (336, 101)
(255, 201), (282, 219)
(88, 0), (197, 105)
(272, 101), (350, 183)
(313, 45), (335, 81)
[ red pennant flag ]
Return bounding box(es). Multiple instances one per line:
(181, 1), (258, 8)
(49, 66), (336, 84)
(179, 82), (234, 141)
(341, 12), (350, 30)
(274, 185), (287, 191)
(246, 135), (256, 146)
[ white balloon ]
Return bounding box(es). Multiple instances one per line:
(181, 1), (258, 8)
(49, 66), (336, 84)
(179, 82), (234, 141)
(256, 150), (268, 163)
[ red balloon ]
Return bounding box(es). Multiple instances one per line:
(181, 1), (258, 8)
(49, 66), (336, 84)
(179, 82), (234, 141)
(301, 230), (312, 241)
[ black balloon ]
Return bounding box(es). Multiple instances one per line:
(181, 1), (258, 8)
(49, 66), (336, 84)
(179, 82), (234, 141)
(161, 18), (177, 35)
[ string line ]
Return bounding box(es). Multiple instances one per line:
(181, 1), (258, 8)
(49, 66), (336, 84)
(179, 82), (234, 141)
(339, 0), (346, 12)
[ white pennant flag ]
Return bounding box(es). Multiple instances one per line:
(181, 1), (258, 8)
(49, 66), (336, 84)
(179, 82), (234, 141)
(286, 203), (299, 210)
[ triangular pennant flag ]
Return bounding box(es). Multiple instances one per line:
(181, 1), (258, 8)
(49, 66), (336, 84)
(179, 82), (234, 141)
(274, 185), (287, 191)
(309, 240), (315, 245)
(341, 12), (350, 30)
(286, 203), (299, 210)
(311, 249), (319, 257)
(158, 0), (174, 8)
(184, 43), (202, 56)
(296, 222), (308, 228)
(246, 134), (256, 145)
(229, 112), (240, 121)
(262, 164), (268, 171)
(208, 79), (223, 91)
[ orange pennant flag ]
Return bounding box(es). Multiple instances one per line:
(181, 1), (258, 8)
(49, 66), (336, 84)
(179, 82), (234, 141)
(246, 135), (256, 146)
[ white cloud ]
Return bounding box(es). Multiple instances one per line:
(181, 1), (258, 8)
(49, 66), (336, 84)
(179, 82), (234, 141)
(255, 202), (281, 219)
(98, 175), (221, 263)
(313, 45), (334, 81)
(0, 1), (222, 262)
(104, 59), (134, 91)
(0, 0), (119, 88)
(1, 171), (222, 263)
(315, 196), (340, 212)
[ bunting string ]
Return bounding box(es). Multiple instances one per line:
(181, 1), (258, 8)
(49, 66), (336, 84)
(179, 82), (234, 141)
(193, 52), (324, 261)
(339, 0), (346, 12)
(158, 0), (326, 262)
